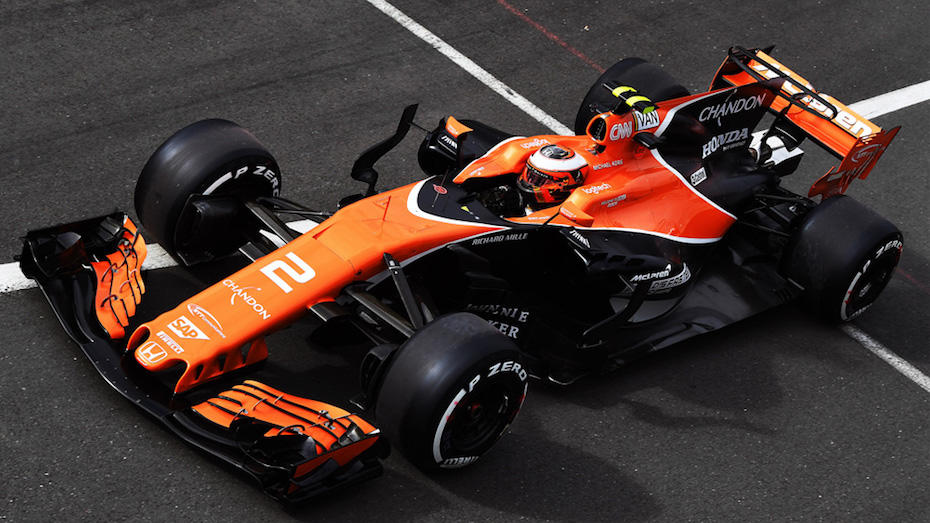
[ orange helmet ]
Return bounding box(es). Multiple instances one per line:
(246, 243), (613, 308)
(517, 144), (588, 207)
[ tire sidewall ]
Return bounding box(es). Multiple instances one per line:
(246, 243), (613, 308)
(375, 313), (528, 470)
(422, 352), (527, 469)
(834, 233), (903, 321)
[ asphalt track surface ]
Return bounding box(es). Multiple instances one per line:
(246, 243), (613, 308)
(2, 1), (930, 521)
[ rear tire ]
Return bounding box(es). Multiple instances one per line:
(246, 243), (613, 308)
(784, 195), (902, 322)
(135, 119), (281, 265)
(574, 58), (690, 135)
(375, 313), (528, 470)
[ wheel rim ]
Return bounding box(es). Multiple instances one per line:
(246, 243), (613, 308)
(439, 381), (522, 461)
(842, 245), (900, 320)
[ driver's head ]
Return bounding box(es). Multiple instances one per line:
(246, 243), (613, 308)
(517, 144), (588, 207)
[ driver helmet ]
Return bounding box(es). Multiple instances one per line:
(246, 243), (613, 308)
(517, 144), (588, 207)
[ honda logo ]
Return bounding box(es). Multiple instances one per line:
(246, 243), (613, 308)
(137, 341), (168, 365)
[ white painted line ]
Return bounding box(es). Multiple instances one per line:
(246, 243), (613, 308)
(841, 324), (930, 393)
(849, 80), (930, 119)
(365, 0), (573, 136)
(0, 261), (34, 293)
(145, 243), (178, 270)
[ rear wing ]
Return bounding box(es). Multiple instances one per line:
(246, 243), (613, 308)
(711, 47), (899, 198)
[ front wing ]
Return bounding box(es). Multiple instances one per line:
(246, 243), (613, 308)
(18, 213), (388, 504)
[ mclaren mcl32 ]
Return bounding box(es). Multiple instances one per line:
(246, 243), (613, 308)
(20, 47), (902, 503)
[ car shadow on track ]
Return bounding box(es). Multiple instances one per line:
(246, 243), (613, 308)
(425, 413), (661, 522)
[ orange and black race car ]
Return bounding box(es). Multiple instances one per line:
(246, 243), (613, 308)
(20, 47), (903, 503)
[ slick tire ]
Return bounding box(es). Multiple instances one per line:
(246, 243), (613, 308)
(574, 58), (690, 135)
(135, 119), (281, 265)
(375, 313), (528, 471)
(784, 195), (903, 322)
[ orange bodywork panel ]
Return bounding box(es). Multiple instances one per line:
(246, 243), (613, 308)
(715, 50), (882, 158)
(444, 115), (473, 138)
(809, 126), (901, 199)
(191, 380), (381, 480)
(128, 182), (504, 394)
(91, 216), (147, 339)
(483, 114), (735, 241)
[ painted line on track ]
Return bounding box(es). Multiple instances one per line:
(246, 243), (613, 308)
(849, 79), (930, 119)
(841, 324), (930, 393)
(365, 0), (573, 136)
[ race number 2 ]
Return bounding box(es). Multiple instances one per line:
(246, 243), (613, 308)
(260, 252), (316, 293)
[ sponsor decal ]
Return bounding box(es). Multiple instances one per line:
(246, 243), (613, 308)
(852, 144), (882, 164)
(433, 184), (448, 195)
(465, 304), (531, 323)
(440, 456), (480, 469)
(698, 94), (766, 122)
(187, 304), (225, 339)
(630, 264), (672, 282)
(609, 121), (634, 141)
(168, 315), (209, 341)
(702, 127), (749, 158)
(649, 263), (691, 292)
(568, 229), (590, 248)
(488, 320), (521, 339)
(223, 279), (271, 320)
(155, 330), (184, 354)
(581, 182), (611, 195)
(470, 232), (528, 246)
(438, 133), (458, 150)
(690, 167), (707, 186)
(601, 194), (627, 208)
(634, 110), (660, 130)
(137, 340), (168, 365)
(520, 137), (550, 149)
(750, 63), (876, 137)
(592, 159), (623, 171)
(833, 110), (876, 138)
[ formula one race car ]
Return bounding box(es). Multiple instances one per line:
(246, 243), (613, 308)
(20, 47), (902, 503)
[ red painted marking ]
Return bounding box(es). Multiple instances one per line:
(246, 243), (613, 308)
(896, 267), (930, 297)
(496, 0), (605, 73)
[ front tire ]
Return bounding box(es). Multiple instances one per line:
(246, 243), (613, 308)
(784, 195), (903, 322)
(375, 313), (528, 470)
(135, 119), (282, 265)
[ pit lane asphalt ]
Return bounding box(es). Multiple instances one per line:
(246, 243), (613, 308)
(2, 1), (930, 520)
